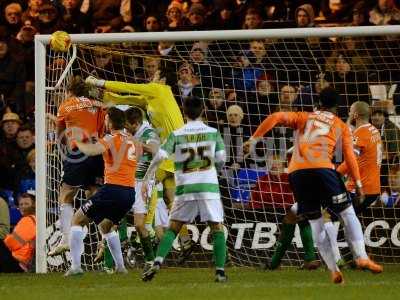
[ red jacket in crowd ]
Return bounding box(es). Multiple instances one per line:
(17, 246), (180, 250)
(250, 173), (294, 209)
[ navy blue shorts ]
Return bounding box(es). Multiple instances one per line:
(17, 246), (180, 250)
(81, 184), (135, 225)
(288, 168), (350, 218)
(62, 151), (104, 188)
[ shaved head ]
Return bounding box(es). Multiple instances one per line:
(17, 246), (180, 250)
(350, 101), (370, 121)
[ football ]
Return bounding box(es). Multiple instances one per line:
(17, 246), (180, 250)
(50, 31), (72, 52)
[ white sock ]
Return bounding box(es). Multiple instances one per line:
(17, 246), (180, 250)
(309, 217), (339, 272)
(70, 226), (84, 270)
(339, 206), (368, 259)
(104, 231), (125, 269)
(60, 203), (73, 244)
(324, 221), (342, 263)
(154, 256), (164, 264)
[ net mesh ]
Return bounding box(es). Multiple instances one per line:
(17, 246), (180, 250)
(44, 33), (400, 271)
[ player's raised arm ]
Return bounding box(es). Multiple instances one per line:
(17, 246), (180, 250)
(103, 91), (148, 108)
(85, 76), (160, 98)
(252, 112), (306, 138)
(244, 111), (306, 154)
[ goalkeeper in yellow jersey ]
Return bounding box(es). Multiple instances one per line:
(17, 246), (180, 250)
(85, 75), (194, 261)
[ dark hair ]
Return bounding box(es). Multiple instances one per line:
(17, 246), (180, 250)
(319, 87), (340, 109)
(245, 7), (261, 17)
(183, 96), (203, 120)
(144, 14), (161, 29)
(67, 75), (90, 98)
(17, 124), (34, 134)
(107, 107), (126, 130)
(19, 192), (35, 203)
(125, 107), (143, 133)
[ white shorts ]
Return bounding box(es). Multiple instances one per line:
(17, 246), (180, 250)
(155, 199), (169, 228)
(133, 181), (153, 214)
(169, 199), (224, 223)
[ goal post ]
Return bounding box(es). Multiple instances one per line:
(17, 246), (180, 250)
(35, 38), (47, 274)
(35, 25), (400, 273)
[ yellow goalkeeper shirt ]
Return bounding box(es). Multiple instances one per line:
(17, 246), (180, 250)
(103, 81), (184, 173)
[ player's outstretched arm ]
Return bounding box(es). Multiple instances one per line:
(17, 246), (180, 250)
(244, 112), (302, 155)
(253, 112), (305, 138)
(75, 140), (106, 156)
(85, 75), (160, 98)
(103, 91), (148, 107)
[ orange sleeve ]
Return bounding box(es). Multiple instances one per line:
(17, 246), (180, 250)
(342, 124), (361, 184)
(97, 108), (107, 138)
(252, 112), (307, 139)
(4, 218), (27, 251)
(336, 161), (348, 176)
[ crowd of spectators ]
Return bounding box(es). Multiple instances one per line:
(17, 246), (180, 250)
(0, 0), (400, 239)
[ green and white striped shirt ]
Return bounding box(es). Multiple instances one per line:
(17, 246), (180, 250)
(159, 120), (226, 201)
(134, 121), (160, 180)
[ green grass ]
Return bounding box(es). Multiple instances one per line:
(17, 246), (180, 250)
(1, 266), (400, 300)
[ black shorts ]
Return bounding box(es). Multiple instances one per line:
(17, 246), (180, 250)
(288, 168), (349, 218)
(81, 184), (135, 225)
(62, 151), (104, 188)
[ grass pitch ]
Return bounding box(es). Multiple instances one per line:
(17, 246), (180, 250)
(1, 266), (400, 300)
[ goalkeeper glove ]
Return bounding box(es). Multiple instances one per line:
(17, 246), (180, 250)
(85, 75), (105, 88)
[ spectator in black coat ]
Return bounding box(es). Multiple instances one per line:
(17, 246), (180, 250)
(182, 3), (209, 30)
(14, 20), (36, 82)
(242, 7), (263, 29)
(209, 1), (238, 29)
(0, 38), (26, 113)
(37, 3), (62, 34)
(16, 124), (34, 162)
(175, 62), (205, 106)
(325, 55), (369, 119)
(3, 3), (23, 38)
(0, 112), (22, 191)
(204, 87), (233, 129)
(59, 0), (89, 33)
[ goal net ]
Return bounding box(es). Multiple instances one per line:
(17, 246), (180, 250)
(36, 26), (400, 273)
